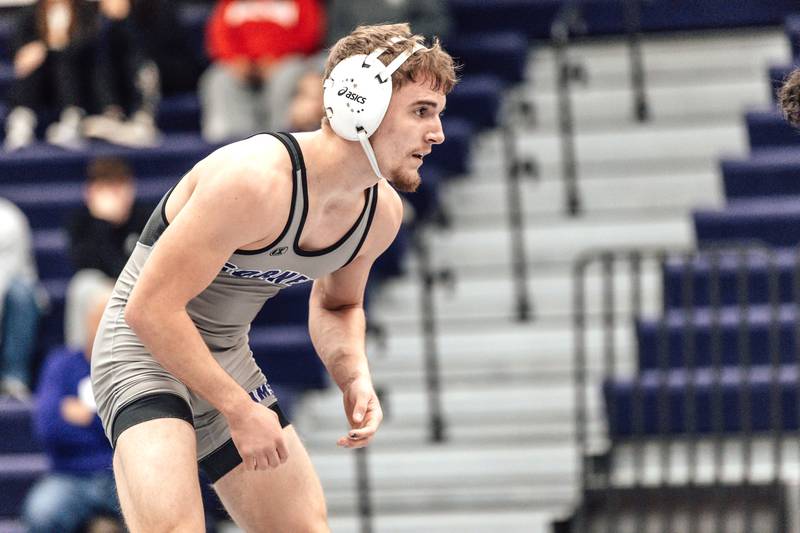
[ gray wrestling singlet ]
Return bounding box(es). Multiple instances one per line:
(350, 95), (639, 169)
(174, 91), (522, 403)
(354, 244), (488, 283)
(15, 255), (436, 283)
(90, 132), (379, 461)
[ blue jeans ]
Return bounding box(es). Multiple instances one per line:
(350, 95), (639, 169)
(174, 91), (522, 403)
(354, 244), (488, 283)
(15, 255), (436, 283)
(1, 276), (39, 385)
(23, 472), (120, 533)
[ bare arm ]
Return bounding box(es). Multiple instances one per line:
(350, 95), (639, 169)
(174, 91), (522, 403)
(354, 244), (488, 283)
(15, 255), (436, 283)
(125, 145), (290, 469)
(309, 184), (403, 447)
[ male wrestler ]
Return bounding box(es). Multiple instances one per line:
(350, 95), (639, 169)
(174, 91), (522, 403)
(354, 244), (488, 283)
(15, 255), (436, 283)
(90, 23), (457, 532)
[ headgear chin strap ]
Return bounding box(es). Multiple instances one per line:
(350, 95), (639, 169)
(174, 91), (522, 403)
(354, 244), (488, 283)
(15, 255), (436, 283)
(323, 38), (426, 180)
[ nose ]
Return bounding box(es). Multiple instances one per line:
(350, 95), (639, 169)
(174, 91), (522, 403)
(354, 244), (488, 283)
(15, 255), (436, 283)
(426, 116), (445, 145)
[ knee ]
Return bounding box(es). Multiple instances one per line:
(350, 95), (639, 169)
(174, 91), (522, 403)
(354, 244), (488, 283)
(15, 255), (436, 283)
(284, 502), (328, 533)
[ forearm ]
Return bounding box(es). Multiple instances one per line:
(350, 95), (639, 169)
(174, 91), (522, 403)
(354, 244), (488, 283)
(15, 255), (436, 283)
(128, 306), (251, 416)
(308, 303), (371, 392)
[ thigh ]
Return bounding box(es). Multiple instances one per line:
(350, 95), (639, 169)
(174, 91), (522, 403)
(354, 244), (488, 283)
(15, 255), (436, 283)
(114, 417), (205, 533)
(213, 426), (329, 533)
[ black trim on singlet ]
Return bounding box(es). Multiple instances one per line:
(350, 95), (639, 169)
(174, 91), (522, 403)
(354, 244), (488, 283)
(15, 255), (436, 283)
(234, 132), (299, 256)
(342, 183), (380, 268)
(285, 127), (377, 257)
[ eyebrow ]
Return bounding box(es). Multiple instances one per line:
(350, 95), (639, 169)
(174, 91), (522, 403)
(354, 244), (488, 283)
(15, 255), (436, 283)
(410, 99), (446, 112)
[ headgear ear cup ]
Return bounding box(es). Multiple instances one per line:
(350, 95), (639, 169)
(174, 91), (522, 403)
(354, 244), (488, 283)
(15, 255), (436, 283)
(323, 40), (425, 180)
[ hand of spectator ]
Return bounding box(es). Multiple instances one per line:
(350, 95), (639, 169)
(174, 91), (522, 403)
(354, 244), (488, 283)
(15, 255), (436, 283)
(13, 41), (47, 78)
(256, 57), (278, 80)
(99, 0), (131, 20)
(224, 58), (257, 83)
(85, 183), (134, 226)
(61, 396), (95, 426)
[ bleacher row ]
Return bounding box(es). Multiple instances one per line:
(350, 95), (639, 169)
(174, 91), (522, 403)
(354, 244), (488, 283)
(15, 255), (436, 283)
(0, 1), (528, 529)
(604, 14), (800, 439)
(2, 0), (800, 529)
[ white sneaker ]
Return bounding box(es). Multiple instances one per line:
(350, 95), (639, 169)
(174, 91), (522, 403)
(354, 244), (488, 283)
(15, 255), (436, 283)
(3, 106), (37, 152)
(83, 110), (126, 141)
(98, 110), (160, 148)
(1, 377), (31, 402)
(46, 106), (86, 150)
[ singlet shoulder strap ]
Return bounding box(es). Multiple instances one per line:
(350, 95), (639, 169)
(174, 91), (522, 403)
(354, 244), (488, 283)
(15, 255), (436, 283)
(234, 132), (303, 255)
(342, 183), (380, 268)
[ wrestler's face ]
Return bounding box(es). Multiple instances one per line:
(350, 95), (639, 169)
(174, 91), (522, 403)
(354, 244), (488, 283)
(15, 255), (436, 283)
(371, 79), (446, 193)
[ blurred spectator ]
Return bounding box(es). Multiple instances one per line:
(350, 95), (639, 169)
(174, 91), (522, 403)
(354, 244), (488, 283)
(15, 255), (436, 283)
(284, 59), (324, 131)
(0, 198), (41, 400)
(65, 157), (150, 348)
(3, 0), (99, 151)
(22, 282), (123, 533)
(325, 0), (451, 46)
(280, 0), (451, 132)
(67, 157), (150, 279)
(82, 0), (161, 148)
(199, 0), (325, 141)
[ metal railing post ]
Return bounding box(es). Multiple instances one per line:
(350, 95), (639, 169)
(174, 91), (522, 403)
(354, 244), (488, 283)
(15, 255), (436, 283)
(414, 231), (447, 443)
(501, 121), (534, 321)
(622, 0), (649, 122)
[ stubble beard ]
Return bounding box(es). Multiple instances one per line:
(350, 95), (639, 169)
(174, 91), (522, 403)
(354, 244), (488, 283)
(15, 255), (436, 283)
(387, 167), (421, 193)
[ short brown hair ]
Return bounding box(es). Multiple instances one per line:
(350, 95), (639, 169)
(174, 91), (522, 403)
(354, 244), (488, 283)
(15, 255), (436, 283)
(779, 67), (800, 128)
(324, 23), (459, 96)
(86, 157), (133, 185)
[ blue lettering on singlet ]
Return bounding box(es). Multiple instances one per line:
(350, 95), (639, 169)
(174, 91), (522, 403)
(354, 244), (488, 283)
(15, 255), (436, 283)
(248, 382), (274, 402)
(221, 262), (313, 287)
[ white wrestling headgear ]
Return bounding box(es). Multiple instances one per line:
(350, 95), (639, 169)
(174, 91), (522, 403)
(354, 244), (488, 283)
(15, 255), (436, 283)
(323, 37), (426, 180)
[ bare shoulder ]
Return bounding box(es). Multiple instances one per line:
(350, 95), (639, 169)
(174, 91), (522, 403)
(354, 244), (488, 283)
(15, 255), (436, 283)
(193, 134), (292, 201)
(164, 134), (294, 248)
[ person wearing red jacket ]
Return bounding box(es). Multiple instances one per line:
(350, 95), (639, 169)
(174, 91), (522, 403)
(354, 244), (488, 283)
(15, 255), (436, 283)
(199, 0), (325, 142)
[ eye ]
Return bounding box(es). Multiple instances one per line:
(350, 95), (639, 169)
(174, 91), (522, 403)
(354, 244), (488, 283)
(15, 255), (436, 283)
(415, 106), (428, 117)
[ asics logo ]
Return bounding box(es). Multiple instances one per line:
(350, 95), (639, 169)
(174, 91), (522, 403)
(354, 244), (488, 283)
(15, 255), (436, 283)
(337, 87), (367, 104)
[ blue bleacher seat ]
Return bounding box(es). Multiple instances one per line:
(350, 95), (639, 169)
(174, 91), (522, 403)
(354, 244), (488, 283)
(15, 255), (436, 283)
(426, 117), (473, 177)
(694, 197), (800, 248)
(0, 453), (47, 518)
(722, 148), (800, 199)
(447, 32), (529, 84)
(446, 75), (504, 131)
(637, 305), (799, 371)
(746, 108), (799, 149)
(786, 15), (800, 59)
(662, 250), (799, 310)
(604, 364), (800, 437)
(249, 326), (327, 390)
(0, 402), (41, 455)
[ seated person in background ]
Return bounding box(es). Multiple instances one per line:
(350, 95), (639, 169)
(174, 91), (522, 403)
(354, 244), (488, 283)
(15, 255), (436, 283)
(82, 0), (164, 148)
(0, 198), (41, 400)
(325, 0), (451, 46)
(3, 0), (99, 151)
(67, 156), (150, 279)
(65, 157), (150, 349)
(281, 0), (451, 132)
(199, 0), (325, 142)
(284, 63), (324, 132)
(22, 282), (123, 533)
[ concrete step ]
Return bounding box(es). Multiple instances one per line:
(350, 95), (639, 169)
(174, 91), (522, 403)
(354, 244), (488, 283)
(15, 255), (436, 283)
(325, 509), (558, 533)
(421, 215), (692, 270)
(443, 170), (722, 223)
(530, 29), (787, 90)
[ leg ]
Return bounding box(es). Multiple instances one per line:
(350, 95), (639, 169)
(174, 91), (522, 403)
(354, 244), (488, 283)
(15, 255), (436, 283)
(22, 474), (94, 533)
(1, 275), (40, 387)
(213, 426), (329, 533)
(113, 418), (206, 533)
(198, 64), (260, 142)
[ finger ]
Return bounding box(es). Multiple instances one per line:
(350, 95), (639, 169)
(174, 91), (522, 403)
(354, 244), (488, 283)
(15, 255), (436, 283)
(276, 440), (290, 464)
(266, 450), (280, 469)
(351, 394), (370, 426)
(256, 452), (270, 471)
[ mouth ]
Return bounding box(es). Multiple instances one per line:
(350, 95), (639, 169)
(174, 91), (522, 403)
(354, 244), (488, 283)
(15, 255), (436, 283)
(411, 151), (430, 161)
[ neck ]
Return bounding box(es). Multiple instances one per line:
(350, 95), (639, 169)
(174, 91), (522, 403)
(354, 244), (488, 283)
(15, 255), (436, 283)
(295, 128), (382, 209)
